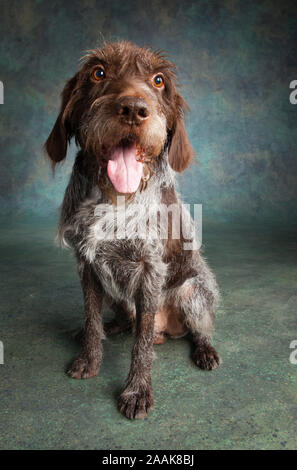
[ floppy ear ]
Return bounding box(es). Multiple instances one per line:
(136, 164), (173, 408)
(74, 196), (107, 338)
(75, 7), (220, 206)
(168, 95), (194, 173)
(45, 74), (78, 166)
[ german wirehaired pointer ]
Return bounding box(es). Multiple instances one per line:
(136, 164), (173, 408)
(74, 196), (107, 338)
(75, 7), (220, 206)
(45, 41), (221, 419)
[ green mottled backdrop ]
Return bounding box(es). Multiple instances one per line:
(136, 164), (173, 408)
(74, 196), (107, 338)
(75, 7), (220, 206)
(0, 0), (297, 224)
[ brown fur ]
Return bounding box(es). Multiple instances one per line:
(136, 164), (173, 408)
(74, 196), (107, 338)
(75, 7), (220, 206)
(45, 41), (220, 420)
(45, 42), (193, 174)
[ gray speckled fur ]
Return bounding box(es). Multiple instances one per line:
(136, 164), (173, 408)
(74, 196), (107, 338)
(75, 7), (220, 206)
(58, 150), (219, 338)
(46, 41), (221, 419)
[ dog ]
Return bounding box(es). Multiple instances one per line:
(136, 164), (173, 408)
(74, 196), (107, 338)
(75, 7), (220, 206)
(45, 41), (221, 419)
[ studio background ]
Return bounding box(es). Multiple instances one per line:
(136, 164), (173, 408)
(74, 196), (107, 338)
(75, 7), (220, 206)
(1, 0), (297, 224)
(0, 0), (297, 451)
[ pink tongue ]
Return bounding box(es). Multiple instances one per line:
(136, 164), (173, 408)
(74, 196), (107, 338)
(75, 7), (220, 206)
(107, 142), (143, 194)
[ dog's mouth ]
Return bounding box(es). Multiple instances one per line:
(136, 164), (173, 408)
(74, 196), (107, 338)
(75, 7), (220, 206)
(106, 140), (146, 194)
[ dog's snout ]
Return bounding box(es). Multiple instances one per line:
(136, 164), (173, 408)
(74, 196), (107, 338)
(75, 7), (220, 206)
(115, 96), (150, 124)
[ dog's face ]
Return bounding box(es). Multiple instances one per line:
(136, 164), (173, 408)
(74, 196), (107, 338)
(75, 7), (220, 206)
(45, 41), (193, 193)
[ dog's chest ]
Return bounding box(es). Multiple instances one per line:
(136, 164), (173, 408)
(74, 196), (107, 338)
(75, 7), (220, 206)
(72, 184), (167, 302)
(74, 181), (164, 263)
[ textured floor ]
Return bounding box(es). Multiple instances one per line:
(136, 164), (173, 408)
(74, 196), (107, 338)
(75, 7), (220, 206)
(0, 216), (296, 450)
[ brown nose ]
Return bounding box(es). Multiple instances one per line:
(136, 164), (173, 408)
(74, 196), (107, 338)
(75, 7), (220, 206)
(114, 96), (150, 124)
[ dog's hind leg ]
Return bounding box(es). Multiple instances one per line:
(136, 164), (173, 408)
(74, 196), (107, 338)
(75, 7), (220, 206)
(171, 255), (221, 370)
(191, 329), (221, 370)
(67, 262), (104, 379)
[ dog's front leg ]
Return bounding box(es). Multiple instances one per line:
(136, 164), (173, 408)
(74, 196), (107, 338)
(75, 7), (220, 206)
(118, 294), (155, 420)
(68, 262), (104, 379)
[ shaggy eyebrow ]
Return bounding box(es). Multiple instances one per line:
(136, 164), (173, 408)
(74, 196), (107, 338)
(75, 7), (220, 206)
(90, 59), (106, 68)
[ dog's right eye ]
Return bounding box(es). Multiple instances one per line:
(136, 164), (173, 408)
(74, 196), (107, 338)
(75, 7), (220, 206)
(93, 67), (105, 81)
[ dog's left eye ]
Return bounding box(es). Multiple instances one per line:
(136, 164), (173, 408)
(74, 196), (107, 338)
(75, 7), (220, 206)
(153, 74), (164, 88)
(93, 67), (105, 81)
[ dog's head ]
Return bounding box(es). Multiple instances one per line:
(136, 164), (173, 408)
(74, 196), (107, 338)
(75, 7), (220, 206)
(45, 41), (193, 194)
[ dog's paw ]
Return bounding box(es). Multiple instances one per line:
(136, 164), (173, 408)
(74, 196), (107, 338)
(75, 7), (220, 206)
(104, 320), (122, 336)
(118, 386), (154, 420)
(192, 344), (221, 371)
(153, 332), (167, 344)
(67, 355), (100, 379)
(104, 319), (131, 336)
